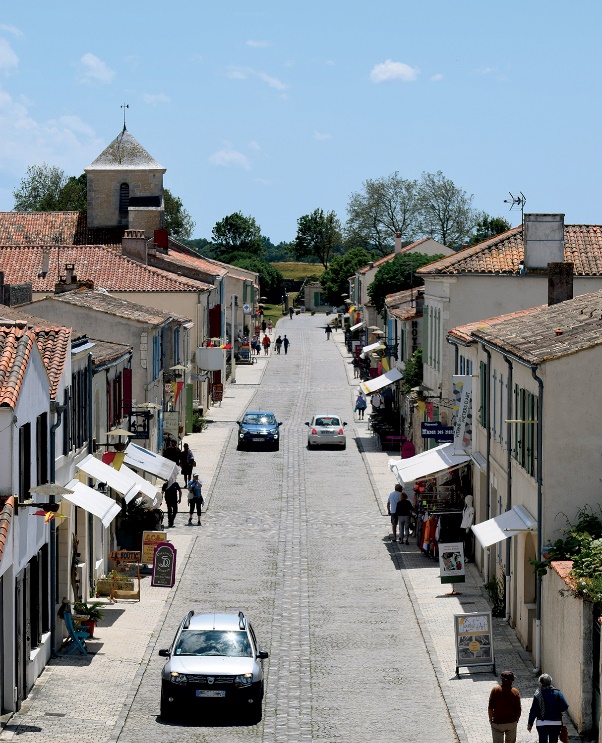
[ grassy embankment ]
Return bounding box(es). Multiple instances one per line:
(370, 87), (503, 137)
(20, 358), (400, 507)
(261, 262), (325, 326)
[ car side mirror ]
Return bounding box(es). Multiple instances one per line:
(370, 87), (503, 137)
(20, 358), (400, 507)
(236, 421), (241, 426)
(305, 422), (309, 426)
(158, 648), (170, 657)
(343, 422), (348, 426)
(258, 650), (269, 660)
(278, 421), (283, 426)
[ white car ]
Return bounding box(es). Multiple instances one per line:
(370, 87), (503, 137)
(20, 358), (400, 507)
(306, 414), (347, 449)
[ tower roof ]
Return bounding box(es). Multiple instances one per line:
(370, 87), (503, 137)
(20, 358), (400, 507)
(85, 128), (165, 172)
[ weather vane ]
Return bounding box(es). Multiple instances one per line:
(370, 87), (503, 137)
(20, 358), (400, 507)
(121, 103), (129, 130)
(504, 192), (526, 223)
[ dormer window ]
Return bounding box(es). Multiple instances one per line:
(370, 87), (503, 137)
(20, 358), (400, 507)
(119, 183), (130, 216)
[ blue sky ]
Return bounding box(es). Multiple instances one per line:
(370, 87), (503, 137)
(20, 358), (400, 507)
(1, 1), (601, 243)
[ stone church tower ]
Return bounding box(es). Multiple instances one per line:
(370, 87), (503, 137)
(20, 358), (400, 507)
(85, 127), (166, 236)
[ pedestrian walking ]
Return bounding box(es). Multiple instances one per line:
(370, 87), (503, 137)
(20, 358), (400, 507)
(289, 307), (294, 319)
(180, 442), (195, 485)
(267, 318), (273, 334)
(283, 335), (290, 354)
(395, 491), (414, 545)
(261, 320), (267, 333)
(387, 484), (402, 542)
(162, 438), (181, 467)
(527, 674), (569, 743)
(352, 356), (360, 378)
(262, 334), (271, 355)
(354, 391), (367, 420)
(187, 472), (204, 525)
(275, 335), (283, 354)
(371, 390), (384, 415)
(488, 670), (521, 743)
(162, 480), (182, 528)
(325, 325), (332, 340)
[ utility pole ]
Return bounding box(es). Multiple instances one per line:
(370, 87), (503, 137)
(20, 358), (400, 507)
(231, 295), (237, 384)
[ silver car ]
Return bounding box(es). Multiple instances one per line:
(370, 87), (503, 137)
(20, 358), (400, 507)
(159, 611), (268, 722)
(306, 414), (347, 449)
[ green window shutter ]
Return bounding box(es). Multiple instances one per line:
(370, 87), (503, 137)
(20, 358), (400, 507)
(243, 283), (247, 303)
(314, 291), (320, 306)
(422, 305), (429, 365)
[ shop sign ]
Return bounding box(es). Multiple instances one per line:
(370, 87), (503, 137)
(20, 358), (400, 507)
(453, 611), (495, 676)
(163, 412), (179, 439)
(151, 542), (177, 587)
(452, 375), (473, 453)
(142, 531), (167, 564)
(439, 542), (466, 584)
(421, 422), (454, 442)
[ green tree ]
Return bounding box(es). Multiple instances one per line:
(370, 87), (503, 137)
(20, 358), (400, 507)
(320, 247), (374, 304)
(13, 163), (69, 211)
(401, 348), (423, 394)
(231, 256), (284, 302)
(294, 208), (342, 268)
(211, 212), (265, 263)
(417, 171), (479, 249)
(57, 173), (88, 210)
(262, 236), (294, 262)
(345, 172), (420, 255)
(469, 214), (512, 246)
(163, 188), (195, 240)
(367, 252), (443, 316)
(183, 237), (213, 256)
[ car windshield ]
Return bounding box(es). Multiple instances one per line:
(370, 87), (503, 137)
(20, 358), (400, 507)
(315, 417), (340, 427)
(174, 630), (252, 657)
(243, 414), (276, 425)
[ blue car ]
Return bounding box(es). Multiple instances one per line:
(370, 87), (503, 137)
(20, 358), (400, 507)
(236, 411), (282, 451)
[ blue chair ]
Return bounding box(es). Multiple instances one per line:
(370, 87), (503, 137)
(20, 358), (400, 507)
(63, 612), (89, 655)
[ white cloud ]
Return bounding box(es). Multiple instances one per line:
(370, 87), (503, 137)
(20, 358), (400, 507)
(227, 66), (288, 91)
(430, 73), (443, 82)
(209, 148), (251, 170)
(246, 40), (270, 48)
(0, 24), (22, 36)
(79, 53), (115, 85)
(314, 131), (331, 141)
(142, 92), (171, 105)
(476, 66), (496, 75)
(248, 140), (261, 151)
(369, 59), (419, 83)
(0, 39), (18, 72)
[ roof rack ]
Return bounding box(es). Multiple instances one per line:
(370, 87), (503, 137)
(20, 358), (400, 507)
(238, 611), (246, 630)
(183, 610), (194, 629)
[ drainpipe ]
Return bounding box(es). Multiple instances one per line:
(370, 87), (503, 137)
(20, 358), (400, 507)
(505, 356), (513, 623)
(49, 398), (67, 658)
(481, 344), (492, 582)
(531, 364), (544, 674)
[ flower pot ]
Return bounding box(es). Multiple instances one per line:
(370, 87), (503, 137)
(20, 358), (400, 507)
(80, 619), (96, 637)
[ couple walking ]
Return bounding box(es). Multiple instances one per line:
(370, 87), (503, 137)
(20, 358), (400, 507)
(386, 484), (413, 543)
(275, 335), (290, 354)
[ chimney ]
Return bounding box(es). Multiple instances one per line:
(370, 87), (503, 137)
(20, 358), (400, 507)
(122, 229), (148, 263)
(154, 229), (168, 250)
(65, 263), (75, 284)
(523, 213), (565, 270)
(548, 262), (574, 306)
(394, 232), (402, 254)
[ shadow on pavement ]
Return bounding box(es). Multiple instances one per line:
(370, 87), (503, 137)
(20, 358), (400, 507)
(155, 707), (262, 728)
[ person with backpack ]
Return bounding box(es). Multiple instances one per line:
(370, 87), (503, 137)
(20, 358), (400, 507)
(527, 674), (569, 742)
(395, 491), (414, 545)
(187, 472), (204, 526)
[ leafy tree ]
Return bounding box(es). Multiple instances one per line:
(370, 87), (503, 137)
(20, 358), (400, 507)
(57, 174), (88, 211)
(345, 173), (420, 255)
(13, 163), (69, 211)
(401, 348), (422, 394)
(231, 256), (284, 302)
(417, 170), (479, 249)
(183, 237), (213, 256)
(469, 214), (512, 246)
(320, 247), (374, 304)
(164, 188), (195, 240)
(294, 208), (342, 268)
(211, 212), (265, 263)
(367, 252), (444, 316)
(262, 236), (294, 262)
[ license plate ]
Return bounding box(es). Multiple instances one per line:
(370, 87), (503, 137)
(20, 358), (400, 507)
(320, 430), (335, 435)
(252, 437), (264, 442)
(196, 690), (226, 698)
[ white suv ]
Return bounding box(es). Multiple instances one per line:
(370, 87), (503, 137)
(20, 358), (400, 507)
(159, 611), (268, 722)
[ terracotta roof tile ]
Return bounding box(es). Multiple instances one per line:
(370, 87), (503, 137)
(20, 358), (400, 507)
(417, 225), (602, 276)
(448, 307), (543, 344)
(385, 287), (424, 320)
(0, 211), (124, 246)
(0, 496), (14, 562)
(88, 339), (132, 366)
(470, 290), (602, 363)
(0, 325), (36, 408)
(0, 245), (212, 293)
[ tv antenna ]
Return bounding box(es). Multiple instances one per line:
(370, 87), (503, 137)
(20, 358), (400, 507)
(504, 192), (526, 223)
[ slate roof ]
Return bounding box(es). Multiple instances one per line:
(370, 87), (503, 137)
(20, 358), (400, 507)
(470, 290), (602, 363)
(0, 245), (212, 293)
(416, 225), (602, 276)
(0, 496), (14, 563)
(0, 211), (124, 246)
(0, 325), (36, 408)
(86, 128), (165, 171)
(36, 289), (192, 326)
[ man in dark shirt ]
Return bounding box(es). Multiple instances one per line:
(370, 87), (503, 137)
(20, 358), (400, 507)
(488, 670), (521, 743)
(395, 492), (414, 545)
(163, 439), (181, 466)
(162, 480), (182, 528)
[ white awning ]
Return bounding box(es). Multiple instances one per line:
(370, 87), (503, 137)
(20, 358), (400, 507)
(76, 454), (138, 501)
(123, 442), (179, 482)
(472, 505), (537, 548)
(349, 321), (365, 332)
(63, 479), (121, 528)
(360, 341), (385, 358)
(360, 368), (403, 395)
(120, 464), (161, 507)
(389, 443), (470, 485)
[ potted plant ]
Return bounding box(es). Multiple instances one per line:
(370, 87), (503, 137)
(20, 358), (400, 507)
(73, 601), (105, 637)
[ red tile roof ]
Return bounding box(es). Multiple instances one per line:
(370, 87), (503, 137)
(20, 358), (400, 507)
(0, 325), (36, 408)
(385, 287), (425, 320)
(0, 245), (212, 293)
(0, 496), (14, 562)
(0, 211), (124, 246)
(448, 307), (543, 344)
(417, 225), (602, 276)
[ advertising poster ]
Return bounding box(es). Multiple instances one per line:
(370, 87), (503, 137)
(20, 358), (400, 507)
(151, 542), (177, 588)
(454, 612), (495, 675)
(142, 531), (167, 564)
(452, 375), (473, 453)
(439, 542), (466, 584)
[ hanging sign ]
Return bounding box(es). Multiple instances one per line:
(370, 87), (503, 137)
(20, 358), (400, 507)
(439, 542), (466, 584)
(151, 542), (177, 587)
(454, 611), (495, 676)
(421, 422), (454, 442)
(452, 375), (473, 453)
